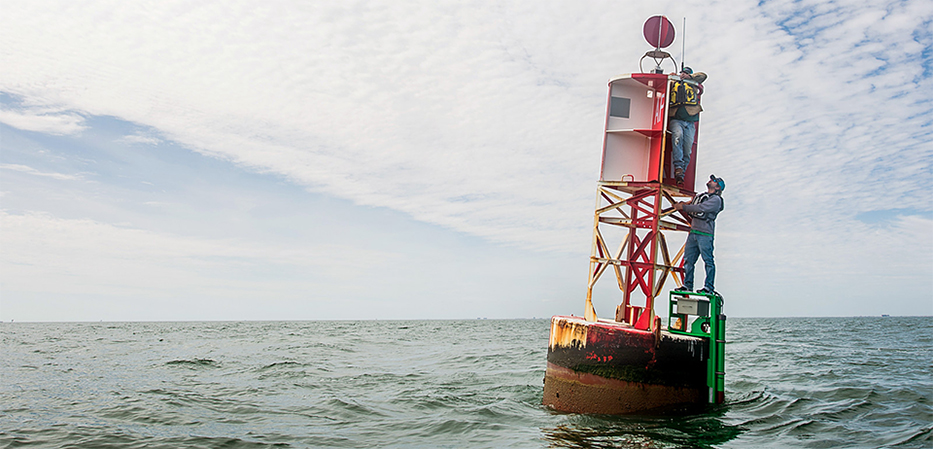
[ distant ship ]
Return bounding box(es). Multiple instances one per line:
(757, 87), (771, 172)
(542, 16), (726, 414)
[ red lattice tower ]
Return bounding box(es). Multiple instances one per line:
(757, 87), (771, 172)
(583, 70), (702, 331)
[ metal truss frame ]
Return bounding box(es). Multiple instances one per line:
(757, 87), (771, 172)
(583, 181), (695, 330)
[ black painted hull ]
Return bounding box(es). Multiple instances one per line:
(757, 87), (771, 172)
(543, 315), (709, 414)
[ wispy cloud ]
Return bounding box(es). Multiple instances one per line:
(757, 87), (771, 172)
(0, 163), (82, 180)
(0, 210), (395, 295)
(118, 132), (162, 146)
(0, 107), (85, 135)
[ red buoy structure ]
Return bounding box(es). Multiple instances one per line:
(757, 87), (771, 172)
(543, 16), (726, 414)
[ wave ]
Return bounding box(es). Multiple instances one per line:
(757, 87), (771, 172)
(164, 358), (220, 368)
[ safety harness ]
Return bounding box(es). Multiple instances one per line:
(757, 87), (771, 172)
(688, 192), (724, 221)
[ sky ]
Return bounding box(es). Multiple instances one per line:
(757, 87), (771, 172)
(1, 0), (931, 322)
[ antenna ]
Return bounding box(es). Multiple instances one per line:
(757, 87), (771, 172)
(681, 18), (686, 72)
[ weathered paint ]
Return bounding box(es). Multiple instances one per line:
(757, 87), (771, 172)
(543, 315), (708, 414)
(548, 315), (591, 350)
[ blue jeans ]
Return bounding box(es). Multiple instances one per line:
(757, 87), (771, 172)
(684, 232), (715, 291)
(670, 119), (695, 171)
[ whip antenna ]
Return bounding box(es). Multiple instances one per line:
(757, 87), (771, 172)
(681, 18), (686, 72)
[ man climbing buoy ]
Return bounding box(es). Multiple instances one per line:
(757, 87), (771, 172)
(674, 175), (725, 294)
(669, 67), (707, 184)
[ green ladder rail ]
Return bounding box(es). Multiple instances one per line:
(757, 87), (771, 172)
(667, 291), (726, 404)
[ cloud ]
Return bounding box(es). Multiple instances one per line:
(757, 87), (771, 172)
(0, 1), (628, 251)
(118, 132), (163, 146)
(0, 210), (393, 297)
(0, 106), (85, 135)
(0, 163), (82, 180)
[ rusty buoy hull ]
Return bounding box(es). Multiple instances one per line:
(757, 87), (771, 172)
(543, 315), (709, 414)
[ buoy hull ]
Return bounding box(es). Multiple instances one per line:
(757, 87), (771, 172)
(543, 315), (708, 414)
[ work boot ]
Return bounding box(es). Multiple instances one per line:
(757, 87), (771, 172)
(674, 167), (685, 184)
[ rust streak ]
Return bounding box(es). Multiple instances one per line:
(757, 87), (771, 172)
(549, 317), (590, 350)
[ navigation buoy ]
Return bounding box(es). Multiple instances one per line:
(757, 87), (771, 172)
(543, 15), (726, 414)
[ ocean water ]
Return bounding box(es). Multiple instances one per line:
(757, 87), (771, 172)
(1, 317), (930, 448)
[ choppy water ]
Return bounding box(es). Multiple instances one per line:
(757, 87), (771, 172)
(1, 317), (930, 448)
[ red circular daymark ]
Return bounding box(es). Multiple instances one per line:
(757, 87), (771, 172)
(643, 15), (675, 48)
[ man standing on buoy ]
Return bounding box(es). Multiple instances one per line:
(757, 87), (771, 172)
(673, 175), (724, 294)
(669, 68), (706, 184)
